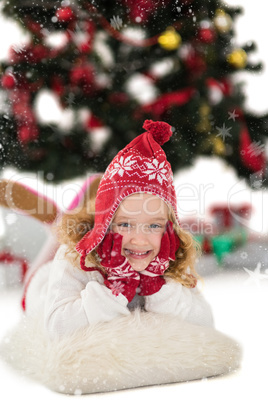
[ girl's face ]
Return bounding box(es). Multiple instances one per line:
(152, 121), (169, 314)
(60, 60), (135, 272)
(111, 193), (169, 272)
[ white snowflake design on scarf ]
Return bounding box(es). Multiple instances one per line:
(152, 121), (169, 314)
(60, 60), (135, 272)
(146, 256), (170, 276)
(109, 281), (125, 297)
(108, 259), (140, 280)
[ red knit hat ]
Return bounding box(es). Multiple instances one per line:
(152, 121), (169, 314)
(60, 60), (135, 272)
(76, 120), (178, 258)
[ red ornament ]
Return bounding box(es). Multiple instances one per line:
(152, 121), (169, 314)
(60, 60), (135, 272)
(26, 18), (43, 36)
(70, 64), (97, 95)
(87, 114), (103, 129)
(51, 76), (65, 97)
(206, 77), (233, 97)
(198, 27), (216, 44)
(9, 46), (24, 64)
(18, 125), (39, 144)
(122, 0), (170, 23)
(130, 0), (155, 23)
(30, 44), (49, 63)
(56, 7), (75, 23)
(184, 50), (207, 78)
(239, 125), (266, 172)
(10, 44), (49, 64)
(1, 73), (16, 89)
(13, 103), (33, 122)
(78, 41), (93, 54)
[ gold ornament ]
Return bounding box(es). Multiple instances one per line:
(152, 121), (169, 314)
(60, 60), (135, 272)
(201, 134), (225, 155)
(199, 103), (211, 117)
(213, 9), (232, 34)
(227, 49), (247, 69)
(196, 103), (212, 133)
(158, 27), (182, 51)
(212, 136), (225, 155)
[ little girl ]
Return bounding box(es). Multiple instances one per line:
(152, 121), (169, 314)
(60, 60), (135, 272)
(24, 120), (213, 339)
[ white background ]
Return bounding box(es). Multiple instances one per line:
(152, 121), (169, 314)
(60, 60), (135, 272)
(1, 2), (268, 401)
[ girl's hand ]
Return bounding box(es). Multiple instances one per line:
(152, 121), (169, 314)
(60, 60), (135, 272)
(97, 232), (140, 302)
(139, 221), (180, 296)
(142, 221), (180, 276)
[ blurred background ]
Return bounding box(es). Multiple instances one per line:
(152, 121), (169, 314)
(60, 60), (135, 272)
(0, 0), (268, 281)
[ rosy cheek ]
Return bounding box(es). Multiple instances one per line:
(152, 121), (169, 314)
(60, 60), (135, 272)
(119, 234), (129, 253)
(152, 234), (163, 253)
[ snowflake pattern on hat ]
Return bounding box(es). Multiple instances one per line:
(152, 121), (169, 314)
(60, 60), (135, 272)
(144, 159), (168, 184)
(105, 153), (171, 186)
(108, 155), (138, 178)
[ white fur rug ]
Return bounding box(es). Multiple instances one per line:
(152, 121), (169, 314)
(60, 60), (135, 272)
(0, 310), (241, 395)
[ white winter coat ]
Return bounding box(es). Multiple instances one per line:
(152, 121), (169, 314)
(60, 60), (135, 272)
(25, 245), (214, 339)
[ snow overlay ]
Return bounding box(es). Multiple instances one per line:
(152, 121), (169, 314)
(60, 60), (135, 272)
(1, 1), (268, 400)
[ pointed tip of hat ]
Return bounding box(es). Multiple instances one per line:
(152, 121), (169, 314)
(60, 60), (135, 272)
(143, 119), (173, 146)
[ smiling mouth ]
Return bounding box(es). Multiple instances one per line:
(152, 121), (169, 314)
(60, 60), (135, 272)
(124, 249), (151, 257)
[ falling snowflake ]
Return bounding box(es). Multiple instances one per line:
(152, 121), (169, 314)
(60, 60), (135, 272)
(108, 155), (137, 178)
(228, 109), (239, 121)
(110, 15), (123, 30)
(243, 262), (268, 288)
(143, 159), (168, 184)
(240, 251), (248, 260)
(247, 141), (265, 157)
(249, 171), (264, 189)
(216, 123), (232, 141)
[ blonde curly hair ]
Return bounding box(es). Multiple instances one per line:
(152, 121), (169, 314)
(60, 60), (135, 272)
(56, 176), (201, 288)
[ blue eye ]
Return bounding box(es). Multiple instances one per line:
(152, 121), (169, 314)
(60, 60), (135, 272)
(149, 224), (163, 230)
(118, 222), (131, 228)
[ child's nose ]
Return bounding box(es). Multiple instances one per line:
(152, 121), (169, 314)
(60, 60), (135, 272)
(130, 225), (149, 245)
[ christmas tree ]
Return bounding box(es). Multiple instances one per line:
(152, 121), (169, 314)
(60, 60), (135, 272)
(0, 0), (267, 184)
